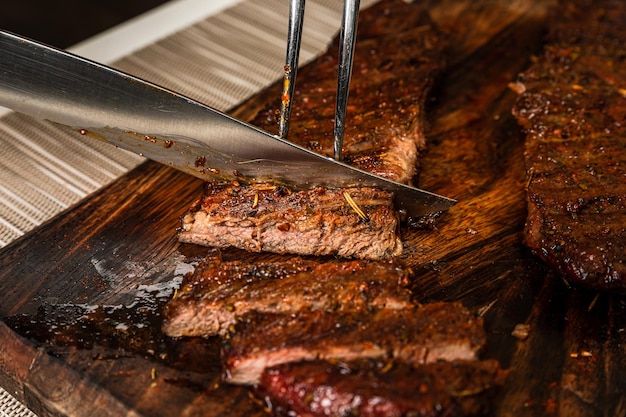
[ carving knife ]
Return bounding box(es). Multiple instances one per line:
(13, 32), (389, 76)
(0, 31), (455, 216)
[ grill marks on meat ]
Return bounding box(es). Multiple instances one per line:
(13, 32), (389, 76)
(222, 302), (486, 385)
(511, 0), (626, 292)
(250, 1), (445, 184)
(178, 184), (402, 260)
(178, 1), (446, 259)
(162, 254), (413, 338)
(259, 359), (507, 417)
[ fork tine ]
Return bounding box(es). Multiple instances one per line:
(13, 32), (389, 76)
(278, 0), (306, 139)
(333, 0), (360, 161)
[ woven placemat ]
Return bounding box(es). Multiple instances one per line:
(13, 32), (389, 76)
(0, 0), (377, 414)
(0, 390), (36, 417)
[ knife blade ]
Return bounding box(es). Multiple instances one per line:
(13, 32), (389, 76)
(0, 30), (455, 217)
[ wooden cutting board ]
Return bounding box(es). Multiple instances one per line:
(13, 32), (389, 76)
(1, 0), (625, 416)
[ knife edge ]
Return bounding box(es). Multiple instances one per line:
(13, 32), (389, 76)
(0, 30), (455, 216)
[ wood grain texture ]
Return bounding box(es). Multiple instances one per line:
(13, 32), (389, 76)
(1, 0), (625, 416)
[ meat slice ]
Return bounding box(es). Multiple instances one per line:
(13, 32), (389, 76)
(222, 302), (486, 385)
(162, 253), (413, 338)
(259, 359), (507, 417)
(178, 184), (402, 260)
(178, 0), (446, 259)
(511, 0), (626, 292)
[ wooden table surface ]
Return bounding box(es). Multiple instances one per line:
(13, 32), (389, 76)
(1, 0), (625, 416)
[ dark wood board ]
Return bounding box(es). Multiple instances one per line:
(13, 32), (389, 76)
(1, 0), (625, 416)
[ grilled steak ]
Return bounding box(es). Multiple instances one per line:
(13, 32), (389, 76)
(178, 0), (446, 259)
(511, 0), (626, 292)
(178, 184), (402, 260)
(222, 302), (486, 385)
(259, 359), (507, 417)
(162, 253), (413, 338)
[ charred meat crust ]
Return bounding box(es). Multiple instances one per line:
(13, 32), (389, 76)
(511, 0), (626, 292)
(259, 359), (507, 417)
(162, 253), (413, 338)
(222, 302), (486, 385)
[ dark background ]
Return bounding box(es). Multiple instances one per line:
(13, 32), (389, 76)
(1, 0), (171, 48)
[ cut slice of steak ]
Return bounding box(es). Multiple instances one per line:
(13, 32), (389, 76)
(162, 252), (413, 338)
(178, 184), (402, 260)
(179, 0), (446, 259)
(259, 359), (507, 417)
(511, 0), (626, 292)
(222, 302), (486, 385)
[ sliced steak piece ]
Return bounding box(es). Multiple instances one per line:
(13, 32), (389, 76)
(178, 184), (402, 260)
(222, 302), (486, 385)
(259, 359), (507, 417)
(179, 0), (446, 259)
(162, 253), (413, 338)
(511, 0), (626, 292)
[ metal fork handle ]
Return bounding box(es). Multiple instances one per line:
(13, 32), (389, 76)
(333, 0), (360, 161)
(278, 0), (306, 139)
(279, 0), (360, 163)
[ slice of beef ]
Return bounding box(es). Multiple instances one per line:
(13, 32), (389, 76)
(179, 0), (446, 259)
(511, 0), (626, 292)
(259, 359), (507, 417)
(222, 302), (486, 385)
(162, 253), (413, 338)
(178, 184), (402, 260)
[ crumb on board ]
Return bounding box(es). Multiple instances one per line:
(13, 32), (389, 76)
(512, 323), (530, 340)
(570, 351), (593, 358)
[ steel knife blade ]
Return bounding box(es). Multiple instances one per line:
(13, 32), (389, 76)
(0, 30), (455, 216)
